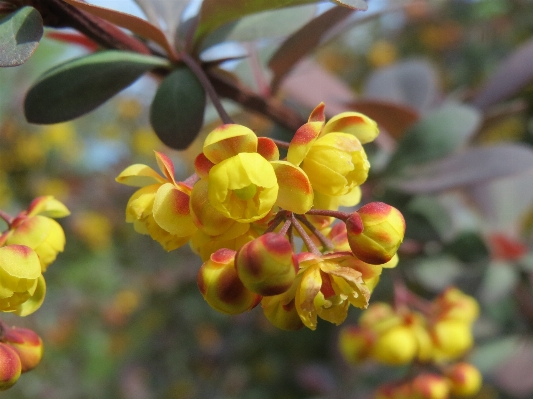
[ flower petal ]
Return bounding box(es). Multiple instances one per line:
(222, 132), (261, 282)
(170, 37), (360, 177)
(152, 183), (197, 236)
(271, 161), (313, 214)
(115, 164), (166, 187)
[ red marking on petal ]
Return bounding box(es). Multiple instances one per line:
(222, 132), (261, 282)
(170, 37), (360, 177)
(154, 151), (176, 183)
(358, 202), (391, 217)
(282, 298), (296, 312)
(308, 102), (325, 123)
(8, 244), (34, 258)
(257, 137), (279, 161)
(345, 214), (363, 235)
(211, 248), (236, 264)
(291, 123), (321, 145)
(261, 233), (292, 256)
(172, 189), (191, 215)
(194, 153), (214, 178)
(320, 271), (335, 298)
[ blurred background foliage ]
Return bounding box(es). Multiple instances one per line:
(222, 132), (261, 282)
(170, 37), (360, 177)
(3, 0), (533, 398)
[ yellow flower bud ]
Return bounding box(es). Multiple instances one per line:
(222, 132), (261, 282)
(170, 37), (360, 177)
(431, 319), (473, 360)
(446, 362), (482, 397)
(235, 233), (296, 296)
(411, 373), (450, 399)
(338, 326), (374, 363)
(197, 249), (261, 315)
(3, 327), (43, 372)
(346, 202), (405, 265)
(261, 290), (303, 331)
(322, 112), (379, 144)
(203, 124), (258, 164)
(0, 343), (21, 391)
(371, 325), (417, 365)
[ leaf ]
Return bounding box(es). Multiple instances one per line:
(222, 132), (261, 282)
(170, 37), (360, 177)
(412, 255), (463, 292)
(385, 102), (481, 173)
(478, 261), (518, 305)
(133, 0), (189, 48)
(280, 59), (356, 116)
(466, 172), (533, 230)
(193, 0), (321, 46)
(389, 144), (533, 193)
(201, 4), (317, 51)
(407, 196), (453, 241)
(345, 100), (420, 139)
(472, 37), (533, 111)
(0, 6), (43, 67)
(24, 50), (169, 124)
(62, 0), (174, 57)
(471, 336), (521, 374)
(268, 6), (355, 92)
(150, 67), (206, 150)
(363, 59), (439, 112)
(45, 31), (98, 51)
(332, 0), (368, 8)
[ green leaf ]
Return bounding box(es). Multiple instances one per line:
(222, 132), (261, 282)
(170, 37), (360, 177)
(193, 0), (321, 47)
(24, 50), (169, 124)
(0, 6), (43, 67)
(201, 4), (317, 51)
(413, 255), (463, 292)
(385, 102), (481, 174)
(478, 261), (518, 304)
(150, 67), (206, 150)
(471, 336), (521, 374)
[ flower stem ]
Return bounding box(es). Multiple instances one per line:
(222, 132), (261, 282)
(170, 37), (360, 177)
(265, 210), (287, 234)
(183, 173), (199, 188)
(0, 210), (13, 225)
(291, 214), (321, 257)
(278, 219), (292, 237)
(270, 139), (290, 149)
(295, 214), (335, 251)
(306, 209), (351, 221)
(180, 52), (233, 124)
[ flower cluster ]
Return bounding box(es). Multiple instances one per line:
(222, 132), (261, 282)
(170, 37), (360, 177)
(117, 103), (405, 330)
(0, 196), (69, 316)
(0, 323), (43, 391)
(339, 287), (482, 398)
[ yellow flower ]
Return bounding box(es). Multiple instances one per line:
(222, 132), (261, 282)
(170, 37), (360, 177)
(4, 196), (69, 271)
(207, 153), (278, 222)
(295, 252), (370, 330)
(322, 111), (379, 144)
(301, 133), (369, 197)
(116, 151), (197, 250)
(0, 245), (42, 314)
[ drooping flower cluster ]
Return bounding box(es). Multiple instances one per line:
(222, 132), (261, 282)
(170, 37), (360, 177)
(0, 196), (69, 316)
(338, 287), (482, 398)
(0, 323), (43, 391)
(117, 103), (405, 330)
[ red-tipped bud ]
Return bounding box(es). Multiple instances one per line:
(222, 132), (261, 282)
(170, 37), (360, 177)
(197, 249), (261, 315)
(445, 362), (482, 397)
(338, 326), (374, 363)
(345, 202), (405, 264)
(411, 373), (450, 399)
(0, 343), (21, 390)
(3, 327), (43, 372)
(235, 233), (297, 296)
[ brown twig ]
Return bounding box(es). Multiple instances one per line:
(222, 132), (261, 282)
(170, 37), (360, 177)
(295, 214), (335, 251)
(291, 213), (321, 257)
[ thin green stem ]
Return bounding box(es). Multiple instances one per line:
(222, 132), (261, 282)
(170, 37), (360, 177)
(291, 214), (321, 257)
(180, 52), (233, 124)
(295, 214), (335, 251)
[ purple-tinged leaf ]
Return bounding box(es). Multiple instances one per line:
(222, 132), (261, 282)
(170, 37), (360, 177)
(389, 144), (533, 193)
(281, 59), (356, 116)
(472, 37), (533, 110)
(363, 59), (439, 112)
(331, 0), (367, 9)
(269, 6), (355, 92)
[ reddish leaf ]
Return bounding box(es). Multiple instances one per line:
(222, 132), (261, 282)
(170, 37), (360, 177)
(390, 144), (533, 193)
(345, 100), (420, 139)
(268, 6), (355, 92)
(281, 59), (356, 116)
(363, 59), (439, 112)
(62, 0), (174, 58)
(46, 31), (98, 51)
(332, 0), (368, 8)
(472, 37), (533, 110)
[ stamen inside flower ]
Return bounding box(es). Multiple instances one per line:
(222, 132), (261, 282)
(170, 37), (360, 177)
(233, 184), (257, 200)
